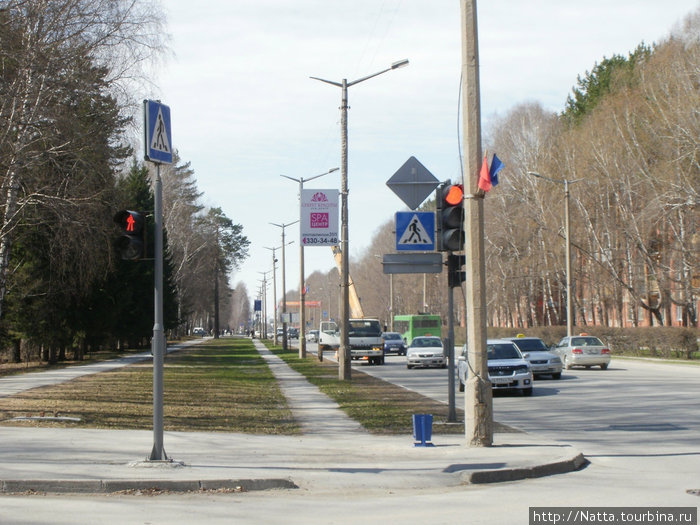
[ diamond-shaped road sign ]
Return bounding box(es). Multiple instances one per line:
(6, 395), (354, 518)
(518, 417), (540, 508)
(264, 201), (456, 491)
(386, 156), (439, 210)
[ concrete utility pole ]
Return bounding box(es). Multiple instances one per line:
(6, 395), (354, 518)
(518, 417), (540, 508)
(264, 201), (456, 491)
(461, 0), (493, 447)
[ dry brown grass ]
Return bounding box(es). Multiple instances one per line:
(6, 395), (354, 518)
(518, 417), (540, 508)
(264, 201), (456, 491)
(0, 338), (300, 434)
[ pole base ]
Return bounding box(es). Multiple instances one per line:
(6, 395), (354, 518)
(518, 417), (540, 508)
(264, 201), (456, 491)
(148, 445), (169, 462)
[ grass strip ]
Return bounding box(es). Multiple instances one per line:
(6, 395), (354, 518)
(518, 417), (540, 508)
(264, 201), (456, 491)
(0, 338), (300, 434)
(265, 343), (479, 435)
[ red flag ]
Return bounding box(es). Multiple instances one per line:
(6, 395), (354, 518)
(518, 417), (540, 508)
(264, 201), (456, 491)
(478, 154), (491, 192)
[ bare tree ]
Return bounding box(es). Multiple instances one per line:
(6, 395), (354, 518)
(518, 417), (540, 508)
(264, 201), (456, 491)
(0, 0), (166, 320)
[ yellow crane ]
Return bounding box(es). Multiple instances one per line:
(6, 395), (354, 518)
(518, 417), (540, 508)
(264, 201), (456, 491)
(331, 246), (364, 318)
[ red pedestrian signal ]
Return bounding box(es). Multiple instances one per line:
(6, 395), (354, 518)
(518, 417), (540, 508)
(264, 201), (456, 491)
(114, 210), (145, 260)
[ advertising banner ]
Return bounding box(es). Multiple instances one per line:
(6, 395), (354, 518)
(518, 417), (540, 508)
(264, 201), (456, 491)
(300, 189), (339, 247)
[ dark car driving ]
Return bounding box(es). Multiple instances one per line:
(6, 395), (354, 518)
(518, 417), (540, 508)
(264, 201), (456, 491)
(382, 332), (407, 355)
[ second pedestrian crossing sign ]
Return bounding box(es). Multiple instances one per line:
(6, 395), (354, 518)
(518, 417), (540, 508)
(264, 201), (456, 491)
(395, 211), (435, 251)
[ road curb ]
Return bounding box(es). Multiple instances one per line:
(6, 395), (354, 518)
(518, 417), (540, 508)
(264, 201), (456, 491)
(463, 452), (588, 484)
(0, 478), (298, 494)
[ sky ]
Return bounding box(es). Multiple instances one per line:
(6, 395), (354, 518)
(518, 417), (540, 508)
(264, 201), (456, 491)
(149, 0), (700, 307)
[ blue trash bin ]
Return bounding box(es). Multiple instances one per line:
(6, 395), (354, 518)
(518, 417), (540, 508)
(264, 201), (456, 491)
(412, 414), (434, 447)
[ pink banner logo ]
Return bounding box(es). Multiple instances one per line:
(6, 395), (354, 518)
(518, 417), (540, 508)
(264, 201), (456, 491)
(310, 212), (329, 228)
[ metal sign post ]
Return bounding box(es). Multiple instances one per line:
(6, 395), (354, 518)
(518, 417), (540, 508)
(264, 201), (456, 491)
(144, 100), (172, 462)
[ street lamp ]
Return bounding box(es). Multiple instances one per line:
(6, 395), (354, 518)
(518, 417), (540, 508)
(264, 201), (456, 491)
(281, 167), (339, 359)
(311, 58), (409, 380)
(270, 220), (299, 350)
(527, 171), (583, 338)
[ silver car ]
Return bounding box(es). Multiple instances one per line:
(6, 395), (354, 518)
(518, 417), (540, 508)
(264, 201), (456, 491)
(552, 334), (611, 370)
(406, 336), (446, 369)
(457, 339), (534, 396)
(506, 336), (563, 379)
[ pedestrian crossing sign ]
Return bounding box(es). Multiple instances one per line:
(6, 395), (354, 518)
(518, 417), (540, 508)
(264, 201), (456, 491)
(144, 100), (173, 164)
(395, 211), (435, 251)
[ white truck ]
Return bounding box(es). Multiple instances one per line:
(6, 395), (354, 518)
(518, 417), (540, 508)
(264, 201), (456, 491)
(319, 320), (340, 350)
(318, 319), (385, 365)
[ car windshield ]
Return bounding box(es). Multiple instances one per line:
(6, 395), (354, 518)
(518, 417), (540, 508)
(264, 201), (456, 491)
(383, 333), (401, 340)
(411, 338), (442, 348)
(513, 339), (548, 352)
(487, 343), (521, 360)
(570, 337), (604, 346)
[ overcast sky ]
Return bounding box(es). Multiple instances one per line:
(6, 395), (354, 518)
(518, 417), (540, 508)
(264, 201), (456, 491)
(149, 0), (699, 310)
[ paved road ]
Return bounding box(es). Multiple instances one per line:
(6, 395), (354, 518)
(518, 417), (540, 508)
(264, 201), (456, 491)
(1, 340), (697, 524)
(337, 348), (700, 509)
(351, 351), (700, 454)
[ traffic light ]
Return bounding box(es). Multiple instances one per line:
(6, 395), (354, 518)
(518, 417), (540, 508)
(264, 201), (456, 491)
(436, 181), (464, 252)
(447, 253), (466, 288)
(113, 210), (145, 260)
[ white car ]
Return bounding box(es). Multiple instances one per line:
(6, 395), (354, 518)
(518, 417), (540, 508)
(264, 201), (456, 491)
(552, 334), (611, 370)
(458, 339), (533, 396)
(406, 336), (446, 369)
(506, 336), (563, 379)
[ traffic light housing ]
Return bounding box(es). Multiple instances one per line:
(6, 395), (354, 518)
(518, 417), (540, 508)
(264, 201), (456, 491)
(447, 253), (466, 288)
(436, 181), (464, 252)
(114, 210), (146, 260)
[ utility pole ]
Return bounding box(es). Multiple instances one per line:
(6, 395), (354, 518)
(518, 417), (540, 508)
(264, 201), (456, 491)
(461, 0), (493, 446)
(281, 168), (338, 359)
(270, 221), (298, 350)
(311, 59), (409, 381)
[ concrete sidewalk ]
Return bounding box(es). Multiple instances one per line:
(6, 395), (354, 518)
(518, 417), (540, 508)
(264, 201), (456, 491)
(0, 337), (586, 494)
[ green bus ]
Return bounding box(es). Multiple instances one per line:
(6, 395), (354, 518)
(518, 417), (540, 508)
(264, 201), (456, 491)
(393, 314), (441, 345)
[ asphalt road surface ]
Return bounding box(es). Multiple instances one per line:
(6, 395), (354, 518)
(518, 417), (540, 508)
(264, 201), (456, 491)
(2, 344), (698, 524)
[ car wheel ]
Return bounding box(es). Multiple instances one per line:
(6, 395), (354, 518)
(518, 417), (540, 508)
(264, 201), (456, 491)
(458, 381), (464, 392)
(523, 387), (533, 396)
(552, 372), (562, 380)
(407, 364), (413, 369)
(600, 363), (608, 370)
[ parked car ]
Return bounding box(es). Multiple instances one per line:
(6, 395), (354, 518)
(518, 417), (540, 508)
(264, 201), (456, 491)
(192, 327), (206, 336)
(506, 336), (562, 379)
(552, 334), (611, 370)
(382, 332), (407, 355)
(458, 339), (533, 396)
(306, 330), (319, 343)
(406, 336), (446, 369)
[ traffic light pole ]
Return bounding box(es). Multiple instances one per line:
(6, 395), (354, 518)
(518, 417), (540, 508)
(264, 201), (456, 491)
(149, 162), (167, 461)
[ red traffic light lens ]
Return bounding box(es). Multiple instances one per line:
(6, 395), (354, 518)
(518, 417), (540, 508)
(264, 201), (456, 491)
(445, 184), (463, 206)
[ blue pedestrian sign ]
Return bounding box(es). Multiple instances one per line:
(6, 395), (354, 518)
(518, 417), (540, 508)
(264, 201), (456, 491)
(395, 211), (435, 251)
(144, 100), (173, 164)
